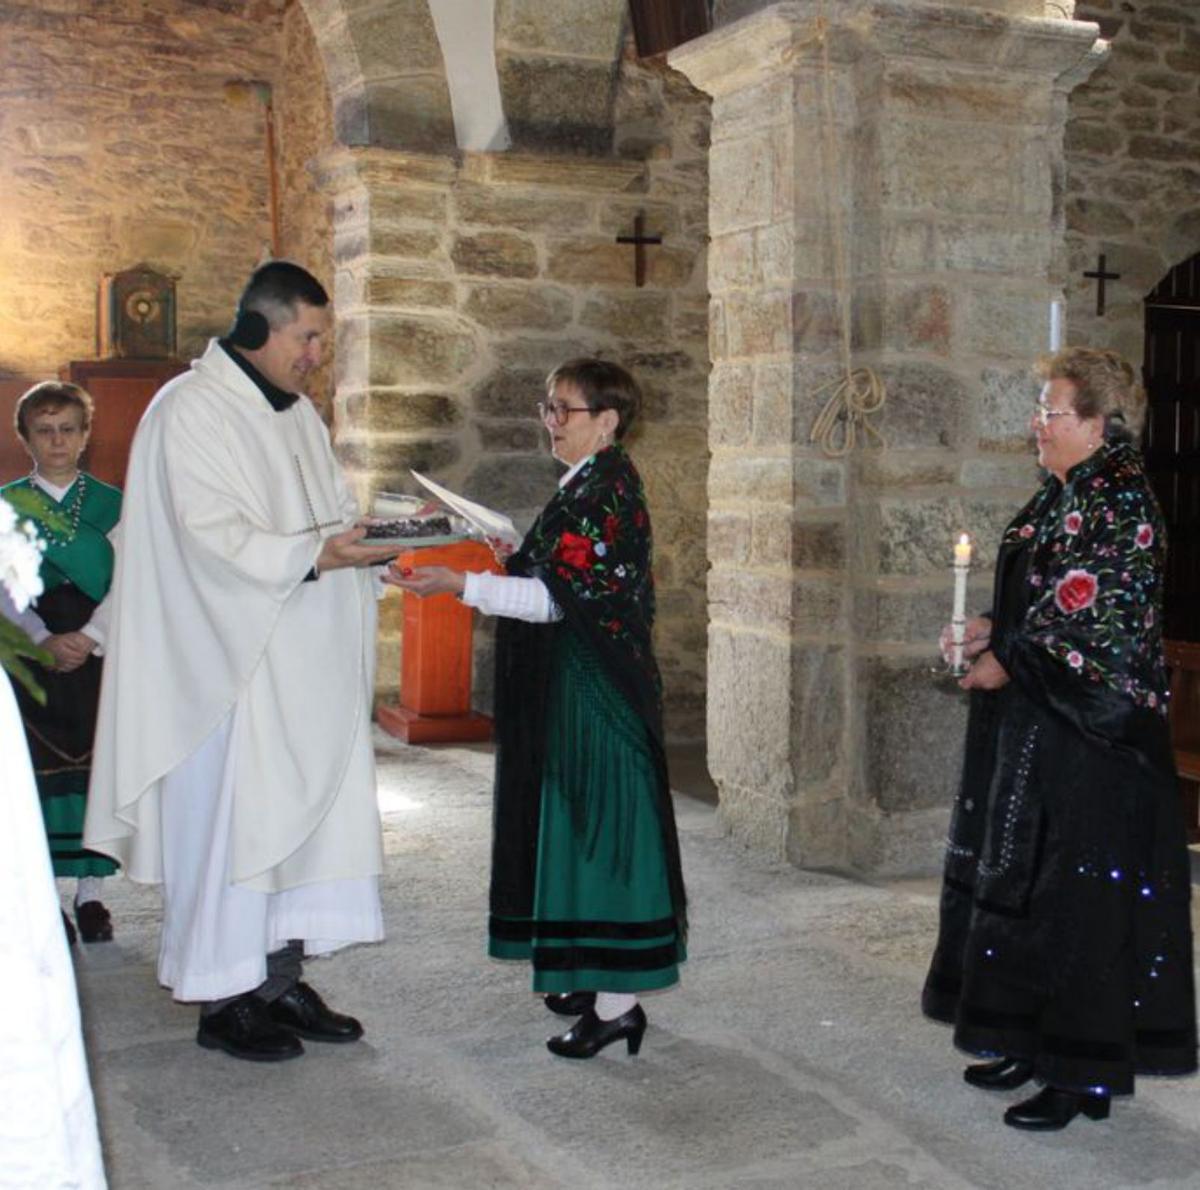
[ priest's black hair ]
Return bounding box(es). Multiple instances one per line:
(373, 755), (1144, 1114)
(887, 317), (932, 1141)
(230, 261), (329, 348)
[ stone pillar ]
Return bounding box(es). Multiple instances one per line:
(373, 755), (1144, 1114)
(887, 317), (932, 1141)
(673, 2), (1103, 872)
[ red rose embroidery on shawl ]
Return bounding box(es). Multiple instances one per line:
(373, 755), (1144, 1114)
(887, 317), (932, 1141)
(1019, 523), (1035, 538)
(555, 532), (596, 569)
(1054, 569), (1098, 614)
(1063, 511), (1082, 535)
(1134, 523), (1154, 549)
(603, 514), (620, 544)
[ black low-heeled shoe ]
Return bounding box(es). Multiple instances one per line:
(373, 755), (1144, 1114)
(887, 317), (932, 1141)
(1003, 1086), (1110, 1131)
(546, 1005), (646, 1059)
(544, 991), (597, 1017)
(963, 1056), (1035, 1091)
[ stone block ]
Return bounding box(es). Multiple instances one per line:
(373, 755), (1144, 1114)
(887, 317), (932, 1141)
(792, 520), (845, 570)
(596, 199), (681, 238)
(709, 454), (791, 504)
(579, 292), (671, 341)
(346, 1), (446, 77)
(709, 133), (775, 235)
(339, 314), (477, 388)
(708, 568), (793, 631)
(365, 188), (448, 227)
(364, 274), (455, 310)
(495, 0), (627, 56)
(357, 78), (458, 155)
(883, 122), (1017, 214)
(856, 453), (959, 489)
(368, 226), (442, 260)
(463, 454), (558, 512)
(883, 218), (936, 273)
(936, 222), (1052, 274)
(1134, 69), (1194, 93)
(708, 510), (752, 567)
(473, 368), (545, 418)
(855, 581), (965, 647)
(1128, 133), (1197, 162)
(749, 507), (791, 567)
(478, 420), (543, 452)
(342, 390), (461, 434)
(717, 783), (789, 862)
(861, 656), (966, 812)
(790, 645), (846, 784)
(337, 434), (460, 478)
(790, 290), (841, 354)
(877, 497), (963, 576)
(710, 75), (796, 144)
(451, 232), (538, 279)
(674, 295), (712, 346)
(883, 284), (951, 356)
(884, 67), (1051, 124)
(958, 285), (1048, 360)
(874, 362), (967, 450)
(709, 232), (756, 289)
(453, 185), (592, 232)
(544, 238), (697, 289)
(959, 456), (1040, 489)
(707, 628), (793, 800)
(964, 497), (1025, 570)
(709, 362), (753, 447)
(793, 456), (846, 508)
(498, 56), (617, 156)
(1064, 120), (1123, 155)
(752, 359), (793, 445)
(760, 221), (801, 286)
(463, 284), (573, 332)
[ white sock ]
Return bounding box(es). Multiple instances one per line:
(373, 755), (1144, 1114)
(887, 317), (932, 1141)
(76, 876), (103, 906)
(595, 992), (637, 1021)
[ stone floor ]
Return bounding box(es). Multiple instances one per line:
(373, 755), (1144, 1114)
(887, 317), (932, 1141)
(69, 732), (1200, 1189)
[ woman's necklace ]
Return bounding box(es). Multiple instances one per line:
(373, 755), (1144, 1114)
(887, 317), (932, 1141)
(31, 471), (86, 545)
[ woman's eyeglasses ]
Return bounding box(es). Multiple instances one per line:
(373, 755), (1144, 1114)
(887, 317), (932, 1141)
(537, 400), (593, 427)
(1032, 404), (1076, 428)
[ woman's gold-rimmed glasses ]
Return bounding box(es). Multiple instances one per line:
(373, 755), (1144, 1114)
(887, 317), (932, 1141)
(537, 400), (593, 427)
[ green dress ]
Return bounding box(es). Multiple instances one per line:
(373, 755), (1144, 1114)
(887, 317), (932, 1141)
(3, 473), (121, 878)
(487, 445), (687, 993)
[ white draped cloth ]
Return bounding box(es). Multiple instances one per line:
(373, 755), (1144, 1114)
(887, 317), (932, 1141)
(0, 675), (106, 1189)
(85, 339), (384, 999)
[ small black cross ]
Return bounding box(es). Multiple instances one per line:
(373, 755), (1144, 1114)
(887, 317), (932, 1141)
(616, 212), (663, 288)
(1083, 253), (1121, 317)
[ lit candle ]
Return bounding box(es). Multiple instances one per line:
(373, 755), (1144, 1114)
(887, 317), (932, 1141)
(952, 533), (971, 672)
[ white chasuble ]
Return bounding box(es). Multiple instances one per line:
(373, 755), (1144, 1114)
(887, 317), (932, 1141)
(85, 340), (383, 895)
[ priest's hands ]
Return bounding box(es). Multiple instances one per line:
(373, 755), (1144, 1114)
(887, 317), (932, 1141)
(939, 615), (992, 665)
(45, 631), (96, 672)
(958, 650), (1009, 691)
(384, 564), (465, 598)
(316, 526), (401, 572)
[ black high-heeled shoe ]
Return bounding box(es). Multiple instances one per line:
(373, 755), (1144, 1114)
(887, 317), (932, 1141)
(546, 1005), (646, 1059)
(963, 1056), (1035, 1091)
(544, 991), (596, 1017)
(1003, 1086), (1110, 1131)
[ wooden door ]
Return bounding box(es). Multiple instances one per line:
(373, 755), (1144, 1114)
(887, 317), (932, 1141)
(1143, 252), (1200, 642)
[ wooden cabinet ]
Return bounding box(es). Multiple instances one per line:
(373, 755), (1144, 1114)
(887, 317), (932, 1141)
(0, 359), (185, 488)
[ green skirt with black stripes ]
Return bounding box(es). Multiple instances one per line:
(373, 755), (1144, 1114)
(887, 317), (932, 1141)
(488, 630), (685, 993)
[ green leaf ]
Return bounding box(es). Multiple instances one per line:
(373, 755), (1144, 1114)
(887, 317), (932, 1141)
(0, 616), (50, 705)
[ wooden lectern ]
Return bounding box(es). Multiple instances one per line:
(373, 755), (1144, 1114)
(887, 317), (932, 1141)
(375, 539), (500, 744)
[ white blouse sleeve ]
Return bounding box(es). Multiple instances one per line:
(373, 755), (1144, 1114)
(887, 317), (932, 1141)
(0, 583), (49, 644)
(461, 571), (562, 624)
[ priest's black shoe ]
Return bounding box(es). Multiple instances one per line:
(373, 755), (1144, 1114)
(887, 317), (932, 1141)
(544, 991), (597, 1017)
(75, 900), (113, 943)
(1003, 1086), (1110, 1131)
(963, 1056), (1034, 1091)
(546, 1005), (646, 1059)
(196, 996), (303, 1062)
(267, 981), (364, 1043)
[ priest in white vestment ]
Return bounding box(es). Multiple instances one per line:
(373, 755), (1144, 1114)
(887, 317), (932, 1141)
(85, 262), (398, 1062)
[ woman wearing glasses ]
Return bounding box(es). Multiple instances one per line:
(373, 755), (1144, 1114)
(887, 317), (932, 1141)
(388, 358), (686, 1058)
(923, 347), (1196, 1129)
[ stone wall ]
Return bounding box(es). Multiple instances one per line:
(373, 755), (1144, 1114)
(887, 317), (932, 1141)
(320, 51), (711, 739)
(675, 2), (1102, 873)
(277, 2), (338, 414)
(1065, 1), (1200, 360)
(0, 0), (292, 379)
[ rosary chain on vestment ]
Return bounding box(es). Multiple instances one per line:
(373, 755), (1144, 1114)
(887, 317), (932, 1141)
(292, 455), (343, 536)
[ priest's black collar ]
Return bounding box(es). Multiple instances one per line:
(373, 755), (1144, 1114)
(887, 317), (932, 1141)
(219, 339), (300, 412)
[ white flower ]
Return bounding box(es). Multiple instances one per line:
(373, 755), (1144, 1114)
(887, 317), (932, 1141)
(0, 499), (45, 613)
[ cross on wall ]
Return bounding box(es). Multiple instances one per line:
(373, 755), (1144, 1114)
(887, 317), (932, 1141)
(1083, 253), (1121, 317)
(615, 212), (663, 288)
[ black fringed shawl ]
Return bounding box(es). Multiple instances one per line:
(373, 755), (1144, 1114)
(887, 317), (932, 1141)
(489, 444), (688, 944)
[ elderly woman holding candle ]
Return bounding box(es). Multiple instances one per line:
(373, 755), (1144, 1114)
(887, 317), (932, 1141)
(387, 358), (687, 1059)
(922, 347), (1197, 1131)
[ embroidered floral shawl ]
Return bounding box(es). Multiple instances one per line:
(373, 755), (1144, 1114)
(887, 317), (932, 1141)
(992, 440), (1174, 770)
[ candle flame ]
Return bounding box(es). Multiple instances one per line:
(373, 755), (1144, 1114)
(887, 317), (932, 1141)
(958, 533), (969, 546)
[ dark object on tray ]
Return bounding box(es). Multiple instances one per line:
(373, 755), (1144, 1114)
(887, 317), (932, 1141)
(367, 515), (452, 540)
